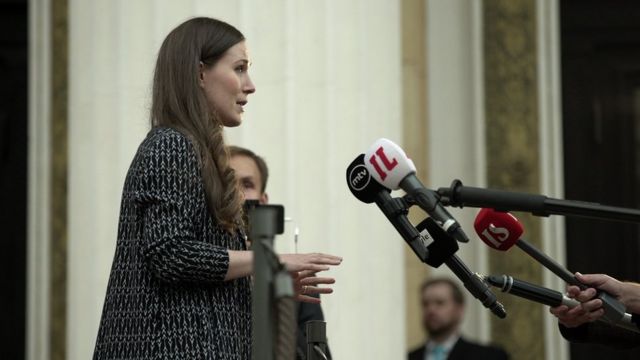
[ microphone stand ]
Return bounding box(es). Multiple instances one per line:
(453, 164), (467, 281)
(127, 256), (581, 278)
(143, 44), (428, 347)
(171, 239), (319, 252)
(250, 205), (294, 360)
(306, 321), (329, 360)
(438, 179), (640, 223)
(378, 194), (507, 319)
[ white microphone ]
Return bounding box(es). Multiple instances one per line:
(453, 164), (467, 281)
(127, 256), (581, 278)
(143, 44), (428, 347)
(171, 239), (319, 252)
(364, 138), (469, 243)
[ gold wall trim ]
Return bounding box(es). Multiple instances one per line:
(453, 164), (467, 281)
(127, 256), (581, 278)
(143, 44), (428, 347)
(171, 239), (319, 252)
(402, 0), (429, 351)
(50, 0), (68, 358)
(483, 1), (544, 359)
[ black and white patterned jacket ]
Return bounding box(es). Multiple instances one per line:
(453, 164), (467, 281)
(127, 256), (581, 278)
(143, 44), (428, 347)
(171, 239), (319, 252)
(93, 127), (251, 359)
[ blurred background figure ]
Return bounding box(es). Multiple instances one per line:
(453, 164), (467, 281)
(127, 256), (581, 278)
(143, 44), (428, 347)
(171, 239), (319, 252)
(408, 278), (509, 360)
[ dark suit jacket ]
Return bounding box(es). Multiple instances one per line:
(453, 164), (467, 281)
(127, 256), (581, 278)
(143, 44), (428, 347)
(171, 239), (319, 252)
(559, 319), (640, 349)
(408, 337), (509, 360)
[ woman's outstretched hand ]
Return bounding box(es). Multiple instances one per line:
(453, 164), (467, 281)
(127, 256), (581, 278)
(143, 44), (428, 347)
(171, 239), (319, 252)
(279, 253), (342, 272)
(279, 253), (342, 304)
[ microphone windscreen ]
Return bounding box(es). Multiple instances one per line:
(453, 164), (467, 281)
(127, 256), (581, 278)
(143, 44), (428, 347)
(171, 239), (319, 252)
(364, 138), (416, 190)
(473, 208), (523, 251)
(346, 154), (390, 203)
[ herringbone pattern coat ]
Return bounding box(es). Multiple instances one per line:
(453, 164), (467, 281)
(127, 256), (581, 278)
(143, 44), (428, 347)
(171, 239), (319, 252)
(93, 127), (251, 359)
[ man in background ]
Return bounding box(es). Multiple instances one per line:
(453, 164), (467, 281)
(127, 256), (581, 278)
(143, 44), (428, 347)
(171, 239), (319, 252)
(408, 278), (509, 360)
(229, 145), (331, 360)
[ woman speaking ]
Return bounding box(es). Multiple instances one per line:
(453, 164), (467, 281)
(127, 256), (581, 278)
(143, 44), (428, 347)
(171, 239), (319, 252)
(93, 17), (341, 359)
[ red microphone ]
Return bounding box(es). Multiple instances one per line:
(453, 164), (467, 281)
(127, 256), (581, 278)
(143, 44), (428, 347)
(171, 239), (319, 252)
(474, 208), (628, 323)
(473, 209), (522, 251)
(474, 208), (578, 284)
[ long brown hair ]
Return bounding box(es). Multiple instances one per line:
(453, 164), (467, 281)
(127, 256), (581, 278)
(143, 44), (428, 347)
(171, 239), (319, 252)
(151, 17), (244, 232)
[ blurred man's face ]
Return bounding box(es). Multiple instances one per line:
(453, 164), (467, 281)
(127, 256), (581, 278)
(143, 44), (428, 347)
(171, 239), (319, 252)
(230, 154), (268, 204)
(421, 283), (464, 339)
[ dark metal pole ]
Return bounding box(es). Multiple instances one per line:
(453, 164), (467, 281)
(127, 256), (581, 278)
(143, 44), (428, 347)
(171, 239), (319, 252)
(438, 179), (640, 223)
(250, 206), (281, 360)
(306, 321), (328, 360)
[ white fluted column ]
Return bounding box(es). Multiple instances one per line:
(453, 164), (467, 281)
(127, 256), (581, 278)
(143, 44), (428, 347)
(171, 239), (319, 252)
(426, 0), (490, 342)
(537, 1), (568, 359)
(28, 1), (52, 359)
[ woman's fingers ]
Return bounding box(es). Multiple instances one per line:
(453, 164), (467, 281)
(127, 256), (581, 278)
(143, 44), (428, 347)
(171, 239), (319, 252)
(297, 270), (318, 278)
(280, 253), (342, 272)
(312, 253), (343, 265)
(300, 277), (335, 286)
(303, 253), (342, 268)
(304, 264), (331, 272)
(283, 253), (341, 301)
(296, 285), (333, 304)
(294, 272), (336, 300)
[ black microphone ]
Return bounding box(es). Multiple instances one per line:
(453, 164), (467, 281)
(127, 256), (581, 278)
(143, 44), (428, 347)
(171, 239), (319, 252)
(424, 218), (506, 318)
(347, 154), (429, 262)
(348, 155), (456, 267)
(363, 139), (470, 243)
(486, 274), (640, 334)
(487, 274), (579, 308)
(347, 154), (506, 319)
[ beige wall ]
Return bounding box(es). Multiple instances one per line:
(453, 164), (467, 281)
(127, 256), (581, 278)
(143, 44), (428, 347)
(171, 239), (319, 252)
(424, 0), (492, 344)
(401, 0), (430, 350)
(28, 0), (53, 358)
(402, 0), (491, 349)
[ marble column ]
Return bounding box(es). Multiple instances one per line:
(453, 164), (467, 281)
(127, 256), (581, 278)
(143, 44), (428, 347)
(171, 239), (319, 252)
(484, 1), (544, 359)
(51, 0), (69, 359)
(401, 0), (430, 350)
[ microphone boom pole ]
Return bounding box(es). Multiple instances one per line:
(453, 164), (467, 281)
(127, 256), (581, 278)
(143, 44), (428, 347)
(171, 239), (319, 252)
(439, 179), (640, 224)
